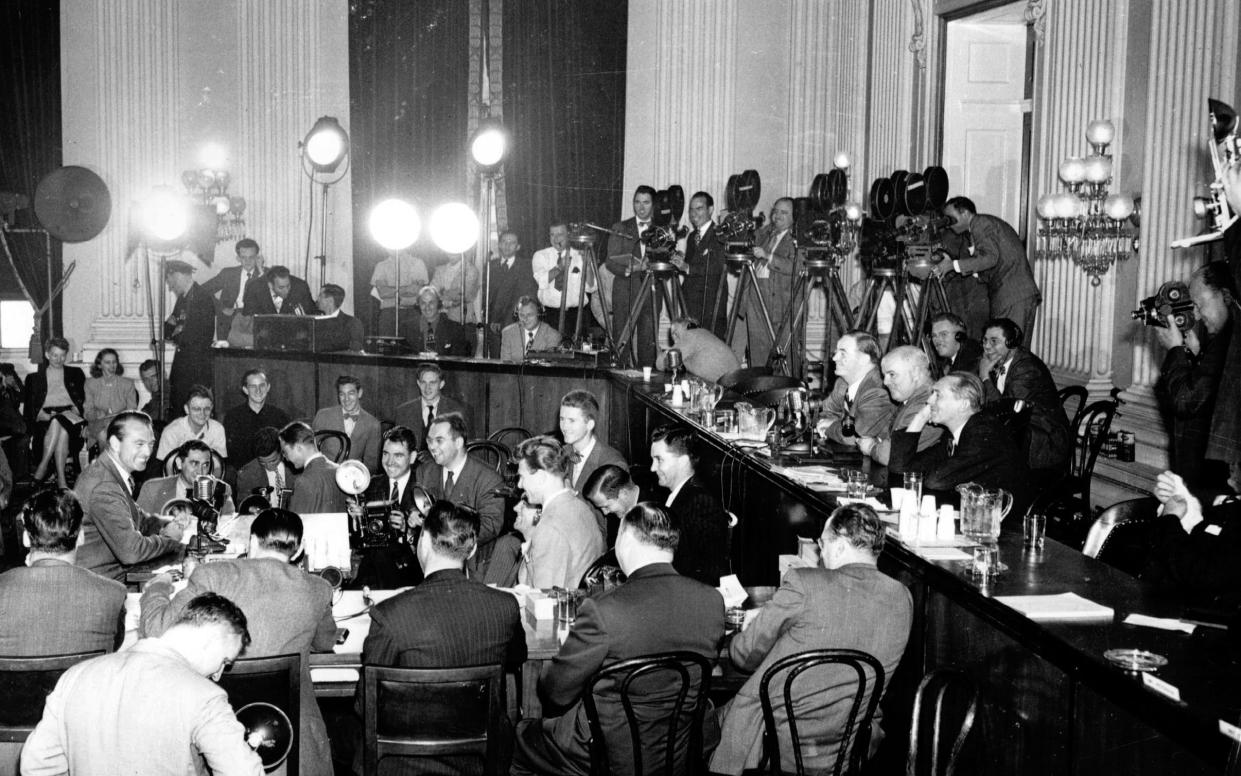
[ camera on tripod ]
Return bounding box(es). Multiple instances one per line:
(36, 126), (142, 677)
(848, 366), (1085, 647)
(1132, 281), (1196, 332)
(860, 166), (950, 277)
(1173, 98), (1240, 249)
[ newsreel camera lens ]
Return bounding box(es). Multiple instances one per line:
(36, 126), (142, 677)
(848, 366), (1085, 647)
(1132, 280), (1196, 332)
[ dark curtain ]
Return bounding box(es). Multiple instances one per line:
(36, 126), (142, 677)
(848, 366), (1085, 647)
(349, 0), (470, 334)
(502, 0), (628, 252)
(0, 0), (62, 337)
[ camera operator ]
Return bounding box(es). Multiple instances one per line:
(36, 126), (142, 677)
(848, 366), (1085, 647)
(351, 425), (425, 588)
(1156, 262), (1235, 490)
(1205, 165), (1241, 471)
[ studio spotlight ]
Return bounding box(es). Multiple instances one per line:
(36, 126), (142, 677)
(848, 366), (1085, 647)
(369, 199), (421, 251)
(470, 118), (508, 170)
(302, 116), (350, 173)
(140, 187), (190, 242)
(429, 203), (480, 254)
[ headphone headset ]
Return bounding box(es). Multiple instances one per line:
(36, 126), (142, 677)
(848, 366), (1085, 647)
(954, 330), (965, 343)
(513, 298), (544, 321)
(986, 319), (1023, 349)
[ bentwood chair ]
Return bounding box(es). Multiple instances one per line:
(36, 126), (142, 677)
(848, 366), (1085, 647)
(464, 440), (511, 479)
(906, 668), (979, 776)
(581, 651), (713, 776)
(758, 649), (886, 776)
(1082, 496), (1161, 577)
(217, 653), (301, 775)
(314, 429), (351, 464)
(488, 426), (533, 450)
(0, 651), (104, 744)
(163, 448), (225, 478)
(1057, 385), (1089, 429)
(362, 663), (508, 776)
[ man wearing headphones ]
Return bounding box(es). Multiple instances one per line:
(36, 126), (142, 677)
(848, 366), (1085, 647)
(499, 295), (562, 361)
(1156, 261), (1235, 489)
(980, 318), (1072, 482)
(929, 312), (983, 377)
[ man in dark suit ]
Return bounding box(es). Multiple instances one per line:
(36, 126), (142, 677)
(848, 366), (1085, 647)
(561, 389), (626, 541)
(236, 426), (298, 499)
(164, 259), (217, 413)
(199, 237), (265, 336)
(605, 185), (658, 365)
(223, 368), (291, 467)
(1141, 469), (1241, 607)
(399, 285), (475, 356)
(139, 509), (337, 776)
(242, 264), (318, 316)
(980, 318), (1072, 481)
(512, 502), (724, 776)
(890, 372), (1030, 518)
(355, 500), (527, 775)
(929, 312), (983, 377)
(353, 425), (426, 588)
(137, 439), (236, 516)
(280, 421), (347, 514)
(417, 413), (504, 575)
(709, 504), (913, 775)
(0, 487), (126, 656)
(940, 196), (1042, 339)
(315, 283), (366, 351)
(312, 374), (383, 472)
(683, 191), (727, 337)
(74, 412), (185, 582)
(486, 229), (539, 357)
(650, 424), (729, 586)
(393, 362), (471, 449)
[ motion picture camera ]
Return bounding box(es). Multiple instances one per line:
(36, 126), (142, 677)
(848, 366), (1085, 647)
(719, 169), (765, 247)
(1173, 98), (1241, 249)
(859, 166), (951, 277)
(1132, 281), (1196, 332)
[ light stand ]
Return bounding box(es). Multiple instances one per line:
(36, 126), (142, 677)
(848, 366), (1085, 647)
(300, 116), (350, 290)
(368, 199), (422, 343)
(471, 118), (507, 357)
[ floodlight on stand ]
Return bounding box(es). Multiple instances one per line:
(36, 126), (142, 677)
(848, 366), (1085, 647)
(470, 118), (508, 170)
(369, 199), (421, 251)
(429, 203), (480, 254)
(141, 188), (190, 243)
(302, 116), (349, 173)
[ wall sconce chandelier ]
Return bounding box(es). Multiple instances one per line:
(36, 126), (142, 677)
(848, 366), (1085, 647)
(180, 168), (246, 243)
(1035, 119), (1138, 286)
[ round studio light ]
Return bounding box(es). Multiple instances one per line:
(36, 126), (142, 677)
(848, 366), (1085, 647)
(199, 142), (228, 170)
(833, 151), (852, 171)
(429, 203), (479, 254)
(369, 199), (421, 251)
(141, 188), (190, 242)
(303, 116), (349, 172)
(470, 119), (508, 168)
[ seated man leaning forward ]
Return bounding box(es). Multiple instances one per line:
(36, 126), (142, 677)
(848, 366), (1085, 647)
(657, 317), (740, 383)
(0, 487), (127, 656)
(709, 503), (913, 775)
(20, 593), (263, 776)
(139, 508), (338, 776)
(74, 411), (185, 582)
(511, 502), (725, 776)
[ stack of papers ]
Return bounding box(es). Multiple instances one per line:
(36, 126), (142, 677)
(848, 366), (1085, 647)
(770, 465), (844, 489)
(995, 592), (1114, 621)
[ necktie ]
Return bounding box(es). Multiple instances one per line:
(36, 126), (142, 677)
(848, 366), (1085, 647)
(425, 405), (435, 431)
(444, 470), (455, 495)
(390, 481), (400, 505)
(947, 439), (957, 457)
(126, 476), (136, 500)
(344, 412), (357, 436)
(426, 322), (437, 351)
(525, 329), (535, 353)
(275, 466), (284, 490)
(990, 364), (1007, 386)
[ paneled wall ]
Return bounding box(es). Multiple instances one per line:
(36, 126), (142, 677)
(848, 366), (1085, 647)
(60, 0), (352, 364)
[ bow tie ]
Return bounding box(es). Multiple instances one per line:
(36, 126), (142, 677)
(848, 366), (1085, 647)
(344, 412), (359, 420)
(993, 364), (1007, 377)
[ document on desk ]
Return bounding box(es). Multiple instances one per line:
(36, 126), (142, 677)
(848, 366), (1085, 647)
(995, 592), (1114, 622)
(769, 465), (844, 490)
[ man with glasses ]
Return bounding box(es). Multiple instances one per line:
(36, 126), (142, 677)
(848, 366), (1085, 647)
(21, 593), (264, 776)
(394, 363), (470, 450)
(156, 385), (227, 464)
(223, 368), (290, 467)
(137, 439), (235, 516)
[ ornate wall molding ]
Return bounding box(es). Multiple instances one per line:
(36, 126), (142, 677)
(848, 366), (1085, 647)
(909, 0), (928, 69)
(1024, 0), (1048, 45)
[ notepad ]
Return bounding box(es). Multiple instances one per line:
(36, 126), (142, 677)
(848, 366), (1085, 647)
(995, 592), (1114, 621)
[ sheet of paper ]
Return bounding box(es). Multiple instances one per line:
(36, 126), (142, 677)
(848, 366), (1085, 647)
(915, 547), (973, 561)
(995, 592), (1114, 621)
(1123, 613), (1196, 634)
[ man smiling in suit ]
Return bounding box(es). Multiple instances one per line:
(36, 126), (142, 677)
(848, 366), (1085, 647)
(500, 295), (563, 361)
(393, 362), (470, 449)
(313, 375), (382, 472)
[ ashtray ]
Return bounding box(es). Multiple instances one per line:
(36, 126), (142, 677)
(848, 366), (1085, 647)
(1103, 648), (1168, 672)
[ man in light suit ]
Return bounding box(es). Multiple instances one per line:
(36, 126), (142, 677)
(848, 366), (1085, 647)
(485, 230), (539, 357)
(605, 185), (658, 365)
(500, 295), (563, 361)
(709, 504), (913, 775)
(511, 503), (724, 776)
(0, 487), (125, 656)
(939, 196), (1041, 339)
(354, 500), (527, 775)
(683, 191), (727, 337)
(393, 362), (471, 449)
(533, 221), (596, 340)
(352, 425), (426, 589)
(280, 421), (347, 515)
(236, 426), (298, 499)
(140, 509), (338, 776)
(74, 412), (185, 582)
(561, 389), (626, 542)
(857, 346), (942, 469)
(315, 283), (366, 351)
(21, 593), (263, 776)
(743, 197), (797, 368)
(650, 424), (729, 586)
(416, 413), (504, 575)
(816, 331), (897, 448)
(313, 374), (382, 472)
(138, 439), (236, 516)
(199, 237), (265, 337)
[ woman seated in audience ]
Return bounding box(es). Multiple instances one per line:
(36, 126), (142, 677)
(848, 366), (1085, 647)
(83, 348), (138, 450)
(24, 338), (86, 488)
